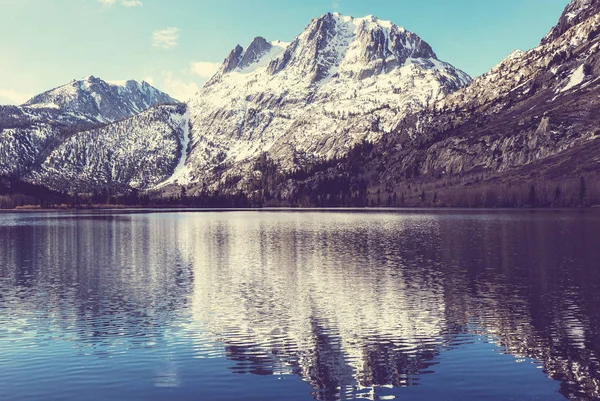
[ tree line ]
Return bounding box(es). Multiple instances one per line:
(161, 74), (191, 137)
(2, 152), (599, 209)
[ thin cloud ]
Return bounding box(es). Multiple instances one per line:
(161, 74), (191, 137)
(122, 0), (142, 7)
(148, 62), (218, 102)
(0, 89), (33, 105)
(161, 71), (200, 102)
(98, 0), (143, 7)
(190, 61), (221, 79)
(152, 27), (181, 49)
(143, 76), (155, 86)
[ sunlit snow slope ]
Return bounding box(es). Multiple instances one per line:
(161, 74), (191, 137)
(172, 13), (471, 187)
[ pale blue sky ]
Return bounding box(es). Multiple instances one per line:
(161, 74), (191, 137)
(0, 0), (569, 104)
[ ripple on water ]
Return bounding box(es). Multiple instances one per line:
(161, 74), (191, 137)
(0, 210), (599, 400)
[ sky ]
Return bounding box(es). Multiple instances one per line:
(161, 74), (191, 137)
(0, 0), (570, 104)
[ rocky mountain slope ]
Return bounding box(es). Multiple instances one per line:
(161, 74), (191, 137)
(0, 76), (179, 181)
(372, 0), (600, 199)
(383, 0), (600, 176)
(27, 104), (188, 193)
(245, 0), (600, 207)
(175, 13), (471, 187)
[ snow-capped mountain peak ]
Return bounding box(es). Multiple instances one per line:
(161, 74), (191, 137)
(265, 12), (440, 84)
(23, 75), (179, 123)
(1, 74), (181, 180)
(182, 12), (471, 187)
(208, 12), (447, 87)
(206, 38), (289, 85)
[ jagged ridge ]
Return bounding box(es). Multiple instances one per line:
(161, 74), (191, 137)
(24, 75), (179, 123)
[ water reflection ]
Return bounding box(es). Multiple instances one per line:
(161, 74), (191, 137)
(1, 210), (600, 400)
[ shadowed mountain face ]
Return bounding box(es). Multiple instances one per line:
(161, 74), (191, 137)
(374, 0), (600, 180)
(1, 210), (599, 400)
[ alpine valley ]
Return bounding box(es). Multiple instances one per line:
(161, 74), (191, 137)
(2, 0), (600, 208)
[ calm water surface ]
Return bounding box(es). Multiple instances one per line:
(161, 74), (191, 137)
(1, 210), (599, 401)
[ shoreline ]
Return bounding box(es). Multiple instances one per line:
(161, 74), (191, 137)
(1, 206), (599, 213)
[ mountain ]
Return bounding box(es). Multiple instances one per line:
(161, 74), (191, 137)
(243, 0), (600, 207)
(543, 0), (600, 44)
(174, 13), (471, 188)
(27, 104), (189, 193)
(370, 0), (600, 205)
(14, 13), (470, 196)
(23, 75), (179, 123)
(6, 2), (599, 208)
(0, 76), (179, 180)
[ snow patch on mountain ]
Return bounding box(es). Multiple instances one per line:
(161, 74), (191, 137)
(154, 109), (192, 188)
(561, 64), (587, 92)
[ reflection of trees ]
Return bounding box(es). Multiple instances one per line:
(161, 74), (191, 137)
(436, 212), (600, 400)
(0, 213), (193, 352)
(179, 211), (600, 400)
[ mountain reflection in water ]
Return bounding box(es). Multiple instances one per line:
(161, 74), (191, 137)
(0, 210), (599, 401)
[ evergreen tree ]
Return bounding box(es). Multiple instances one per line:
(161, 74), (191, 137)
(528, 184), (537, 207)
(579, 176), (587, 206)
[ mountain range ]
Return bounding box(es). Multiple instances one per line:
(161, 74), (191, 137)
(0, 76), (179, 183)
(1, 0), (599, 208)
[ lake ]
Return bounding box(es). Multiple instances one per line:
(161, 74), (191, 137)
(0, 209), (599, 400)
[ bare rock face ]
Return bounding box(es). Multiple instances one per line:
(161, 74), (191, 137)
(240, 37), (273, 68)
(542, 0), (600, 44)
(222, 45), (245, 73)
